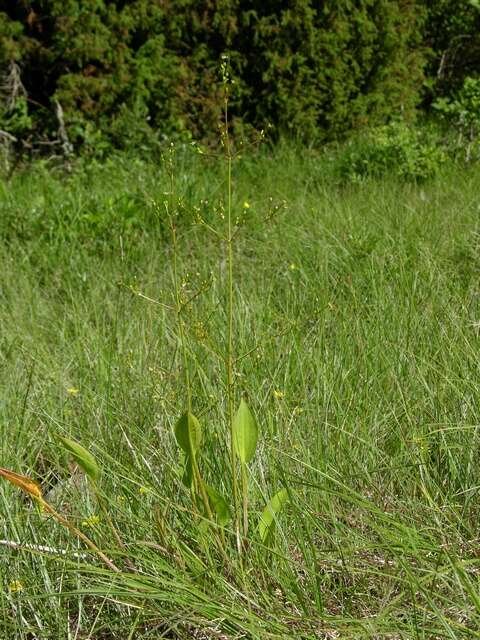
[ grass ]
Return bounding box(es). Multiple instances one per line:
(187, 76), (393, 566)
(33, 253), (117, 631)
(2, 143), (480, 638)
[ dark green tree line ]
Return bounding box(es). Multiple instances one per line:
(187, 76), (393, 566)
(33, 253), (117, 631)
(0, 1), (478, 154)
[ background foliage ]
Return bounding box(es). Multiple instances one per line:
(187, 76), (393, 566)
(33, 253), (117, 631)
(0, 1), (479, 155)
(0, 0), (424, 153)
(423, 0), (480, 101)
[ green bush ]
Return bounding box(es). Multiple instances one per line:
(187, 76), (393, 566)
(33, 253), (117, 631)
(336, 122), (446, 182)
(433, 76), (480, 161)
(0, 1), (426, 153)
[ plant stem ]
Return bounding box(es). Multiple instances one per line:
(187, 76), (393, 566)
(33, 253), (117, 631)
(94, 485), (137, 572)
(39, 498), (120, 573)
(192, 455), (228, 551)
(167, 150), (192, 413)
(166, 151), (227, 551)
(173, 226), (192, 413)
(191, 454), (214, 521)
(241, 463), (249, 539)
(223, 83), (240, 554)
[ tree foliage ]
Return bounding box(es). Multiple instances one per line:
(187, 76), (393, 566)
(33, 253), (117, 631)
(423, 0), (480, 101)
(0, 1), (470, 154)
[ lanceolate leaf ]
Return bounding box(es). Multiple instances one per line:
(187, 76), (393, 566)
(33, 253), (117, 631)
(205, 485), (231, 525)
(233, 398), (258, 464)
(57, 435), (100, 482)
(174, 412), (202, 456)
(258, 488), (289, 544)
(0, 468), (42, 500)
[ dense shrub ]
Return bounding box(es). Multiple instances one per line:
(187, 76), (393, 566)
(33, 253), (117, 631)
(336, 122), (446, 182)
(0, 1), (426, 153)
(433, 76), (480, 161)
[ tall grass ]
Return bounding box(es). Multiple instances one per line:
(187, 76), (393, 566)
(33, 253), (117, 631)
(2, 146), (480, 638)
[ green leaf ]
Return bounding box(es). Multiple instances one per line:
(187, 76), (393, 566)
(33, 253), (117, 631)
(57, 435), (100, 483)
(257, 488), (289, 544)
(174, 412), (202, 456)
(233, 398), (258, 464)
(205, 485), (230, 525)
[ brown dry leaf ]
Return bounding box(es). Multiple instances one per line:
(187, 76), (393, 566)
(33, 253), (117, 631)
(0, 467), (42, 500)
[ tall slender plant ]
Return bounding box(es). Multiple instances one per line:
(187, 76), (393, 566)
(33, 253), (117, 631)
(0, 57), (289, 573)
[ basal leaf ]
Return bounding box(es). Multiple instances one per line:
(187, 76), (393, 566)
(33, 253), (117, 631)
(257, 488), (289, 544)
(0, 468), (42, 500)
(233, 398), (258, 464)
(57, 435), (100, 482)
(174, 412), (202, 456)
(205, 485), (231, 525)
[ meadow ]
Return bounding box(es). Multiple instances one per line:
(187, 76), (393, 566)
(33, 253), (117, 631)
(1, 144), (480, 638)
